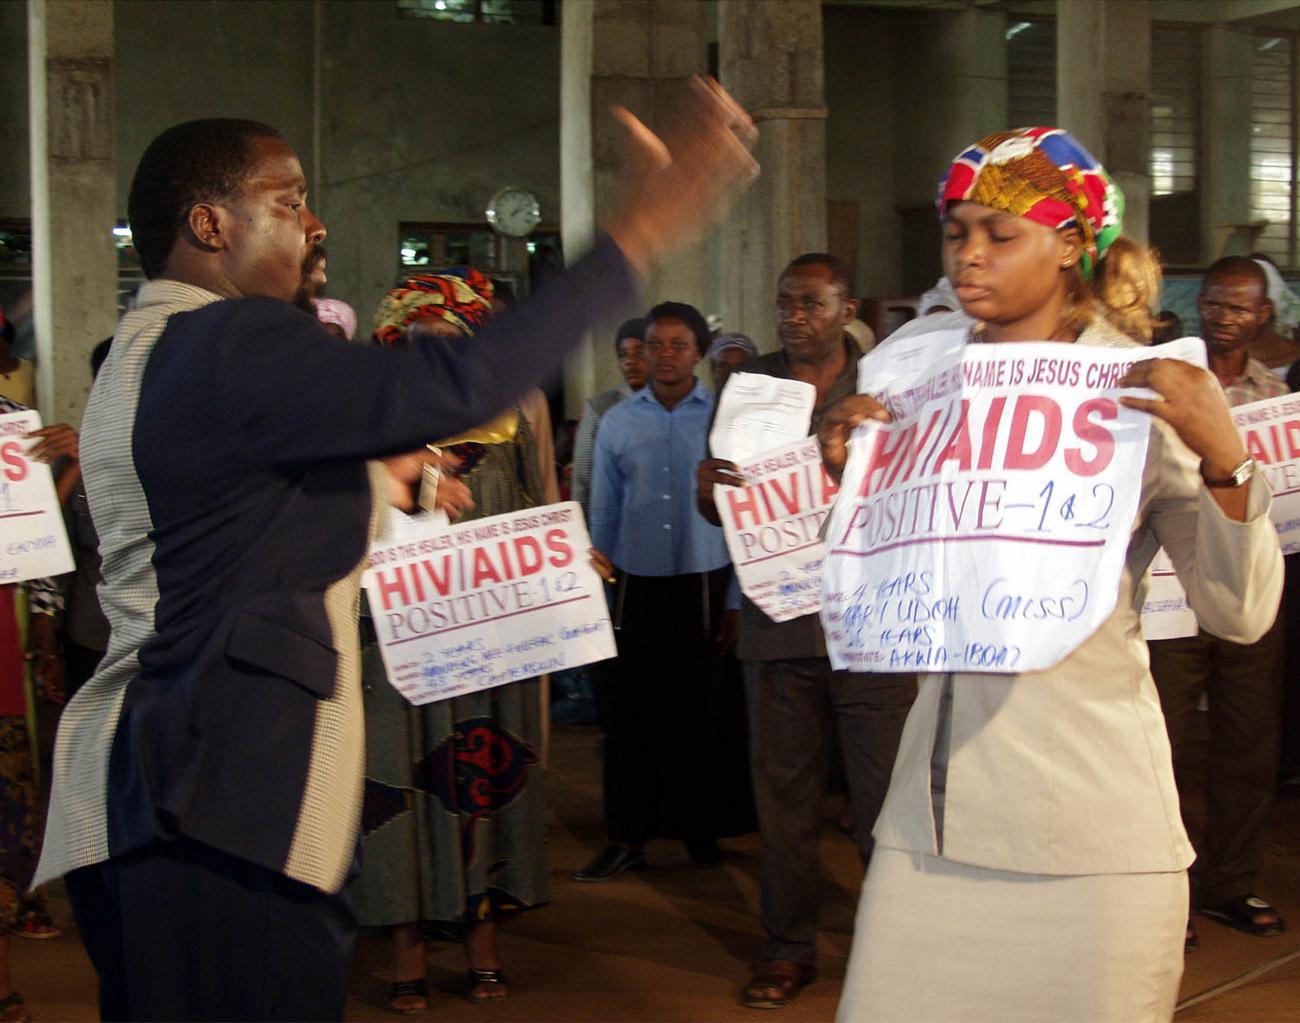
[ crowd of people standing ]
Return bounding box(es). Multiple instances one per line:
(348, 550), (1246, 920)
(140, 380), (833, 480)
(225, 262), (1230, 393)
(0, 86), (1292, 1023)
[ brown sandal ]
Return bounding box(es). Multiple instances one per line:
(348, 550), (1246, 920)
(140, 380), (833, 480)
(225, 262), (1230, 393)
(741, 961), (816, 1009)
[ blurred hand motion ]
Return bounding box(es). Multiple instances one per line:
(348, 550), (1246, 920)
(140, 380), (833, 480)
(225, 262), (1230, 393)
(604, 76), (759, 277)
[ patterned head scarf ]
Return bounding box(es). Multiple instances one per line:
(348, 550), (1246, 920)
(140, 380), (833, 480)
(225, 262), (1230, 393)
(314, 298), (357, 341)
(371, 267), (494, 345)
(937, 127), (1124, 280)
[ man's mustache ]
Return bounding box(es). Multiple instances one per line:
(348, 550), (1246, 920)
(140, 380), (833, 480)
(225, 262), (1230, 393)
(302, 245), (327, 274)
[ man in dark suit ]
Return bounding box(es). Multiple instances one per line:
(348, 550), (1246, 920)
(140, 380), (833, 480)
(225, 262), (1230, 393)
(38, 82), (756, 1021)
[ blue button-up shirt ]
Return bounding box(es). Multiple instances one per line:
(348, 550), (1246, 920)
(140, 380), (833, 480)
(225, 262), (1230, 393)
(590, 378), (730, 577)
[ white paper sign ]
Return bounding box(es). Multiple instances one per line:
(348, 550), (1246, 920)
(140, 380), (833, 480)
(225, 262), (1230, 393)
(1234, 390), (1300, 554)
(709, 372), (817, 464)
(0, 411), (74, 584)
(822, 338), (1204, 674)
(715, 437), (839, 622)
(1140, 387), (1300, 641)
(363, 501), (616, 705)
(1139, 549), (1198, 641)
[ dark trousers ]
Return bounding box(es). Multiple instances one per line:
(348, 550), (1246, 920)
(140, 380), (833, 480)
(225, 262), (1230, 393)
(745, 657), (915, 965)
(594, 569), (745, 846)
(66, 836), (357, 1021)
(1281, 554), (1300, 783)
(1149, 619), (1284, 907)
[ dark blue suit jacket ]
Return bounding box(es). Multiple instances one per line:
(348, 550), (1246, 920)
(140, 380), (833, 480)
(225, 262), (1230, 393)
(102, 237), (638, 882)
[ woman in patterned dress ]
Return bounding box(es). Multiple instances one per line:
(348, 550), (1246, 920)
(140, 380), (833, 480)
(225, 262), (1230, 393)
(354, 270), (551, 1012)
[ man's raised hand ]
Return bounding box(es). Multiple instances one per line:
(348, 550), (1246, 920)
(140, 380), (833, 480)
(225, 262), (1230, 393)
(604, 76), (759, 278)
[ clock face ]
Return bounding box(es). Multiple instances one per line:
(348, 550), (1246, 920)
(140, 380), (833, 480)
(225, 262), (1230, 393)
(486, 187), (541, 238)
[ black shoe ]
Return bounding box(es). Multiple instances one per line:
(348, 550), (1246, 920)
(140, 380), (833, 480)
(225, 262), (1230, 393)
(574, 844), (646, 882)
(686, 838), (721, 867)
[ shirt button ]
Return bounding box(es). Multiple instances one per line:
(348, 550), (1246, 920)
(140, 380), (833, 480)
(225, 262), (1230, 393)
(663, 523), (671, 530)
(662, 494), (670, 500)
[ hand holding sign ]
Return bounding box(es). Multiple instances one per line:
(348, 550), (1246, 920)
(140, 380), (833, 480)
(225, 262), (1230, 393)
(816, 393), (893, 484)
(1118, 357), (1250, 492)
(695, 456), (744, 526)
(25, 423), (79, 464)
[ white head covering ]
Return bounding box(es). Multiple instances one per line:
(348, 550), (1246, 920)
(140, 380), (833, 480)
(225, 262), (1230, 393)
(1254, 258), (1300, 331)
(918, 276), (958, 316)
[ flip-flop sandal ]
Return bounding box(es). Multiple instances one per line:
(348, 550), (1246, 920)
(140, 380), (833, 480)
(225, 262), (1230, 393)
(741, 963), (816, 1009)
(1202, 895), (1287, 937)
(388, 979), (428, 1015)
(466, 968), (509, 1003)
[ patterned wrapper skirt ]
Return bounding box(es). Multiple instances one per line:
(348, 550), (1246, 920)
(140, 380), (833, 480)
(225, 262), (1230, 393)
(0, 716), (38, 929)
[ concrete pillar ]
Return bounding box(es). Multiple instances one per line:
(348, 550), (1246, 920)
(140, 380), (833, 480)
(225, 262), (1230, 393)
(895, 10), (1008, 210)
(27, 0), (116, 428)
(1200, 25), (1256, 262)
(891, 9), (1006, 293)
(717, 0), (826, 349)
(1056, 0), (1152, 243)
(559, 0), (709, 416)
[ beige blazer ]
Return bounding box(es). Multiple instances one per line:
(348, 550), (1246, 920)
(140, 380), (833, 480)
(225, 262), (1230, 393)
(873, 323), (1285, 876)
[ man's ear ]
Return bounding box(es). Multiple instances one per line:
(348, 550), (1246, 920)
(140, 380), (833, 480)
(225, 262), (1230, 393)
(184, 202), (225, 253)
(1058, 226), (1084, 270)
(842, 295), (860, 323)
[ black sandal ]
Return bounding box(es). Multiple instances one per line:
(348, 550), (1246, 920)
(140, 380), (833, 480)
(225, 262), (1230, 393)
(466, 968), (509, 1003)
(741, 961), (817, 1009)
(388, 979), (428, 1015)
(1202, 894), (1287, 937)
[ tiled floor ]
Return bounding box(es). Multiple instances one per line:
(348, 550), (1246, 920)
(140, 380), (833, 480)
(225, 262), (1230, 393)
(15, 725), (1300, 1021)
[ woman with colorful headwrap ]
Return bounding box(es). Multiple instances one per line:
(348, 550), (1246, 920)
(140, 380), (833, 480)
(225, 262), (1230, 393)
(817, 128), (1282, 1022)
(354, 269), (550, 1011)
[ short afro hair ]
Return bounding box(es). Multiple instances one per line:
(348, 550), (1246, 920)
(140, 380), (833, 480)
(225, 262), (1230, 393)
(613, 317), (646, 356)
(645, 301), (710, 355)
(781, 252), (853, 295)
(127, 119), (284, 279)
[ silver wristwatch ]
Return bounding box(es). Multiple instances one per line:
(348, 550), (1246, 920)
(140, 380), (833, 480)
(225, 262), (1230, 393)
(1201, 456), (1255, 489)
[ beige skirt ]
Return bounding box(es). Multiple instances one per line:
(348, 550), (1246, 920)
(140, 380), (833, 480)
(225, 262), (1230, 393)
(836, 848), (1186, 1023)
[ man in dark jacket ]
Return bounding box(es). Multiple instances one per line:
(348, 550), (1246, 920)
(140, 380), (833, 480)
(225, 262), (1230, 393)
(40, 81), (756, 1021)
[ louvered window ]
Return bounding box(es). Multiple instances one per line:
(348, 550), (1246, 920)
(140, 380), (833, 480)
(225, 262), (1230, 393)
(1007, 19), (1057, 129)
(1150, 26), (1199, 197)
(1250, 32), (1295, 266)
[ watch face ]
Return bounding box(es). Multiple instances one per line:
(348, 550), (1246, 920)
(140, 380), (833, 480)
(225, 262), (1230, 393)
(487, 188), (541, 237)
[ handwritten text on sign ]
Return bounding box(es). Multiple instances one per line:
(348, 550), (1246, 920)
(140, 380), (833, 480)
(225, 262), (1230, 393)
(820, 340), (1198, 674)
(363, 502), (616, 705)
(0, 411), (74, 584)
(716, 438), (839, 622)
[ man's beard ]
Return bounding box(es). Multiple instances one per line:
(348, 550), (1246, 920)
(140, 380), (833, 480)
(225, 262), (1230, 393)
(293, 244), (327, 314)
